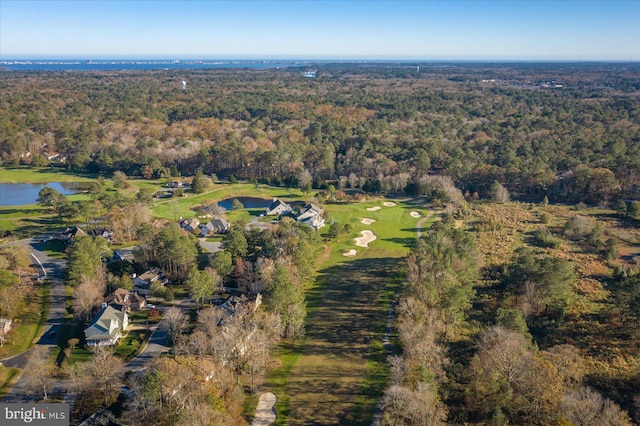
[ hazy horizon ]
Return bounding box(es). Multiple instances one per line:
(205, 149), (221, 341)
(1, 0), (639, 61)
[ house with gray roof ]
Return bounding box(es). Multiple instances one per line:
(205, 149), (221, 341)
(84, 304), (128, 347)
(266, 199), (292, 216)
(295, 203), (325, 229)
(201, 218), (231, 236)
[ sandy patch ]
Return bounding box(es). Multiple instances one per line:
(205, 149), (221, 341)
(361, 218), (376, 225)
(252, 392), (276, 426)
(383, 201), (397, 207)
(355, 230), (377, 247)
(366, 206), (381, 212)
(343, 249), (357, 257)
(410, 211), (421, 218)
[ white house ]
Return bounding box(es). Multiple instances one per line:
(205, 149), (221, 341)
(295, 203), (325, 229)
(132, 267), (167, 296)
(84, 305), (129, 347)
(0, 318), (12, 335)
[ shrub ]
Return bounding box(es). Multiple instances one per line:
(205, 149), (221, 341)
(535, 229), (560, 248)
(562, 216), (593, 240)
(539, 212), (551, 224)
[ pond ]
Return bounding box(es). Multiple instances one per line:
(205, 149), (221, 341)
(0, 182), (91, 206)
(217, 197), (273, 210)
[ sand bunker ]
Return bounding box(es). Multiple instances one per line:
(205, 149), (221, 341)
(410, 211), (421, 218)
(366, 206), (381, 212)
(361, 218), (376, 225)
(355, 230), (377, 247)
(383, 201), (397, 207)
(252, 392), (276, 426)
(343, 249), (357, 257)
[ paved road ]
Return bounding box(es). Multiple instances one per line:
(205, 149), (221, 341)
(1, 237), (67, 402)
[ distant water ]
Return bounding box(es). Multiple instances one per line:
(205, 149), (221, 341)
(0, 182), (90, 206)
(217, 197), (272, 210)
(0, 59), (295, 72)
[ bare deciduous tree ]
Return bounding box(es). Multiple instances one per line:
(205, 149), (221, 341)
(23, 345), (55, 402)
(164, 306), (188, 346)
(77, 346), (123, 405)
(560, 386), (632, 426)
(72, 269), (107, 321)
(381, 382), (448, 426)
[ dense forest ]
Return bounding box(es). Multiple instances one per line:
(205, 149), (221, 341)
(1, 62), (639, 203)
(2, 63), (640, 424)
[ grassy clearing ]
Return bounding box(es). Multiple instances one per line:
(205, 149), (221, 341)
(0, 167), (95, 184)
(271, 199), (433, 425)
(469, 202), (640, 390)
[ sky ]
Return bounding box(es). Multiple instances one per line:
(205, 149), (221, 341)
(1, 0), (639, 60)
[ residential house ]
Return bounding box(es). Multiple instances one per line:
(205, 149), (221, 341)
(0, 318), (12, 335)
(215, 294), (261, 327)
(104, 288), (146, 313)
(112, 249), (136, 262)
(295, 203), (325, 230)
(132, 267), (167, 296)
(179, 217), (200, 233)
(201, 218), (230, 236)
(44, 152), (66, 163)
(78, 408), (122, 426)
(84, 304), (128, 347)
(90, 228), (112, 243)
(265, 198), (292, 216)
(58, 226), (87, 243)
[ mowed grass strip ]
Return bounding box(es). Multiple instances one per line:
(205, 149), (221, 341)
(278, 200), (433, 425)
(0, 167), (95, 184)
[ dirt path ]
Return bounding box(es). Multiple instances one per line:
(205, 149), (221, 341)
(416, 209), (434, 238)
(284, 256), (398, 425)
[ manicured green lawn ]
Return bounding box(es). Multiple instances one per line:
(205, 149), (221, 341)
(260, 199), (436, 425)
(114, 329), (150, 360)
(0, 367), (21, 400)
(0, 166), (95, 184)
(151, 184), (306, 220)
(250, 343), (302, 426)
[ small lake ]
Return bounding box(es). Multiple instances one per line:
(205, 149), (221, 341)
(0, 182), (91, 206)
(217, 197), (273, 210)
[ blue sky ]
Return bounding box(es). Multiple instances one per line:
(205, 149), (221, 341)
(1, 1), (639, 60)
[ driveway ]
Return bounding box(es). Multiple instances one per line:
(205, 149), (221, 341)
(121, 298), (195, 374)
(199, 240), (222, 254)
